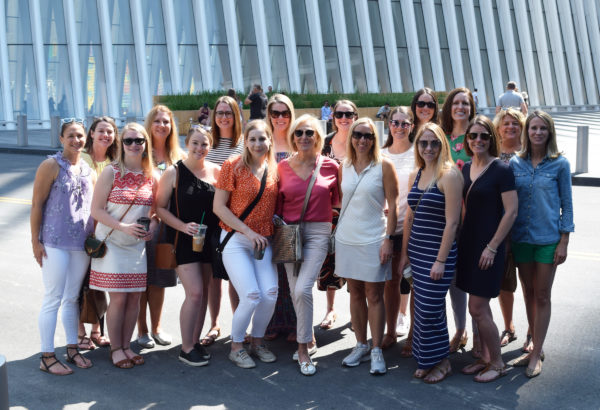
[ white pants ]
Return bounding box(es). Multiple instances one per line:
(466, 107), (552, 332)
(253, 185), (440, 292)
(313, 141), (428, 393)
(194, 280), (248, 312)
(38, 246), (90, 352)
(222, 232), (278, 343)
(284, 222), (331, 343)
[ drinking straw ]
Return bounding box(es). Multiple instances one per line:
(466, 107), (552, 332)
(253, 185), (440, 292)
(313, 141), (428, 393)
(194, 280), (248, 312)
(200, 211), (205, 225)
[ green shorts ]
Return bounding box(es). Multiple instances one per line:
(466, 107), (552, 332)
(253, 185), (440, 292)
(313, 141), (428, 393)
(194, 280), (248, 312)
(511, 241), (558, 264)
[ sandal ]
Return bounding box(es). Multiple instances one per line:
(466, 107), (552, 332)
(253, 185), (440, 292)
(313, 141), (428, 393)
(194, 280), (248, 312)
(381, 334), (397, 350)
(424, 361), (452, 384)
(110, 347), (134, 369)
(39, 354), (73, 376)
(500, 329), (517, 347)
(400, 340), (413, 358)
(123, 347), (145, 366)
(449, 332), (468, 353)
(474, 363), (508, 383)
(200, 327), (221, 346)
(413, 368), (429, 379)
(522, 333), (533, 352)
(77, 334), (96, 351)
(461, 358), (488, 375)
(66, 346), (92, 369)
(319, 311), (337, 330)
(90, 331), (110, 347)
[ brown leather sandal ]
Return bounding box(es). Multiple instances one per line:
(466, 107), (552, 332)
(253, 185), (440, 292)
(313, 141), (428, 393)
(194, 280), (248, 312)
(123, 347), (145, 366)
(110, 347), (134, 369)
(474, 363), (508, 383)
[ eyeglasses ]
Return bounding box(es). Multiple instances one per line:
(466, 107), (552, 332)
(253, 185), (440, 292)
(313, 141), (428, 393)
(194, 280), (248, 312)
(351, 131), (375, 141)
(417, 139), (442, 149)
(123, 138), (146, 146)
(270, 109), (291, 119)
(294, 129), (315, 138)
(61, 117), (85, 126)
(334, 111), (356, 119)
(390, 120), (412, 129)
(215, 111), (233, 118)
(416, 101), (436, 109)
(467, 132), (491, 141)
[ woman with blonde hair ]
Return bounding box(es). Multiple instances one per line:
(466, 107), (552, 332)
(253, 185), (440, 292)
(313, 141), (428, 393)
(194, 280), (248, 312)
(137, 104), (184, 349)
(400, 123), (463, 383)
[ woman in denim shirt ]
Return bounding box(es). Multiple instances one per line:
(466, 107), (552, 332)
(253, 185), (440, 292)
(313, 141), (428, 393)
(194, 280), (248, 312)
(509, 111), (574, 378)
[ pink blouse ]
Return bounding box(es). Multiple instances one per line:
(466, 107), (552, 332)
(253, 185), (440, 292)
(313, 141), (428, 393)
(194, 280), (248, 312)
(277, 156), (339, 223)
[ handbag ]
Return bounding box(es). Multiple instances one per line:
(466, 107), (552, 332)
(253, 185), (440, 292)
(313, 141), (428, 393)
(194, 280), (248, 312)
(272, 156), (323, 264)
(211, 167), (268, 280)
(79, 268), (108, 324)
(155, 165), (180, 269)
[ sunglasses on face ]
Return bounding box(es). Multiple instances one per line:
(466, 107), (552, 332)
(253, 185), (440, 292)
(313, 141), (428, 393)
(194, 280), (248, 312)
(270, 109), (291, 119)
(334, 111), (355, 119)
(390, 120), (412, 129)
(417, 139), (442, 149)
(215, 111), (233, 118)
(123, 138), (146, 146)
(61, 117), (85, 126)
(467, 132), (491, 141)
(294, 129), (315, 138)
(352, 131), (375, 141)
(416, 101), (436, 109)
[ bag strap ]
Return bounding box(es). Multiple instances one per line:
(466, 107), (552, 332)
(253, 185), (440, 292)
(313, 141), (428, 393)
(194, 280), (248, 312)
(331, 163), (370, 237)
(157, 163), (180, 249)
(299, 156), (323, 224)
(218, 166), (269, 252)
(465, 159), (495, 207)
(102, 177), (145, 242)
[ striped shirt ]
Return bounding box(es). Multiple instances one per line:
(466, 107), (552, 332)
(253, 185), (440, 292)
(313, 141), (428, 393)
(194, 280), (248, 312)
(206, 136), (244, 166)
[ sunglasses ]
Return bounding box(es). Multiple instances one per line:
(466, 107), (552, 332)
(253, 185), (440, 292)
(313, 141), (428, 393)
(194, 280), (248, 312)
(416, 101), (436, 109)
(215, 111), (233, 118)
(294, 129), (315, 138)
(334, 111), (356, 119)
(61, 117), (85, 126)
(270, 109), (291, 119)
(123, 138), (146, 146)
(467, 132), (492, 141)
(390, 120), (412, 129)
(352, 131), (375, 141)
(417, 139), (442, 149)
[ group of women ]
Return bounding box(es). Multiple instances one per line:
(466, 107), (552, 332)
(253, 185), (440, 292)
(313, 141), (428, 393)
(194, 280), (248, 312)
(32, 87), (573, 382)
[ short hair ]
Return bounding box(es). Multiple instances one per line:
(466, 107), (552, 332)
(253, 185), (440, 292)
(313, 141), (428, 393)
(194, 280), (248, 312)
(383, 106), (413, 148)
(519, 110), (561, 159)
(144, 104), (182, 166)
(210, 96), (243, 149)
(493, 108), (525, 139)
(345, 117), (382, 166)
(266, 93), (296, 135)
(507, 81), (517, 90)
(331, 99), (358, 132)
(287, 114), (325, 153)
(85, 116), (119, 162)
(440, 87), (476, 134)
(464, 115), (500, 157)
(118, 123), (154, 178)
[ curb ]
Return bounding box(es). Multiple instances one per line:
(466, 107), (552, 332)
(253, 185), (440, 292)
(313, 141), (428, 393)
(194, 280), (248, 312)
(0, 146), (56, 155)
(572, 174), (600, 187)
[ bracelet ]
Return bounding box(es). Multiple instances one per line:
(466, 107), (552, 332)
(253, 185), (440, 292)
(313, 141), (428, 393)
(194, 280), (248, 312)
(436, 259), (446, 264)
(486, 244), (497, 254)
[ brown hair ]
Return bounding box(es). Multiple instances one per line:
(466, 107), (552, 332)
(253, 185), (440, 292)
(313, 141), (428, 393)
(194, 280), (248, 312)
(440, 87), (476, 134)
(411, 87), (439, 128)
(345, 118), (382, 167)
(519, 110), (561, 159)
(118, 123), (154, 178)
(331, 99), (358, 132)
(210, 96), (243, 149)
(383, 106), (413, 148)
(144, 104), (182, 166)
(185, 125), (213, 146)
(85, 116), (119, 162)
(464, 115), (500, 157)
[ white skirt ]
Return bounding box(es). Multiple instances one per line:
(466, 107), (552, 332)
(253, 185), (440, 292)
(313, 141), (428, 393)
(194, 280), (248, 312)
(334, 240), (391, 283)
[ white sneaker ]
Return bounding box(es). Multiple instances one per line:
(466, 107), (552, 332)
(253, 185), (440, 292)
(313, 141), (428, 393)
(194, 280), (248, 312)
(228, 349), (256, 368)
(396, 313), (409, 337)
(250, 344), (277, 363)
(342, 343), (370, 367)
(137, 333), (155, 349)
(370, 347), (386, 375)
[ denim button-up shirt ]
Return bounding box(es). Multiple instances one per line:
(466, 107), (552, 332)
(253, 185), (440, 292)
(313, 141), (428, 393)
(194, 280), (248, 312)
(509, 154), (574, 244)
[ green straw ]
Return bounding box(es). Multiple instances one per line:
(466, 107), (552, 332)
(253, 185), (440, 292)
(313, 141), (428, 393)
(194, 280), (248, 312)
(200, 211), (205, 225)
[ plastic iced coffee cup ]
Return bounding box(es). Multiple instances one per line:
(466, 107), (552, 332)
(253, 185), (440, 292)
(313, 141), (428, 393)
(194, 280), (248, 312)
(193, 224), (208, 252)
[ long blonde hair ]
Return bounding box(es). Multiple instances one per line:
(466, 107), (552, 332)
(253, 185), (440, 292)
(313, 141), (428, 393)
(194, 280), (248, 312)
(238, 120), (277, 181)
(345, 117), (382, 167)
(266, 93), (295, 135)
(144, 104), (183, 166)
(118, 123), (154, 178)
(414, 122), (457, 183)
(519, 110), (562, 159)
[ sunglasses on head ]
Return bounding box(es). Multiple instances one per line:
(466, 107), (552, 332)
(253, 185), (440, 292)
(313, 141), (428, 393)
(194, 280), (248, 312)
(334, 111), (355, 119)
(215, 111), (233, 118)
(61, 117), (85, 126)
(467, 132), (491, 141)
(294, 129), (315, 138)
(270, 109), (291, 119)
(390, 120), (412, 129)
(123, 138), (146, 146)
(417, 139), (442, 149)
(416, 101), (436, 109)
(352, 131), (375, 141)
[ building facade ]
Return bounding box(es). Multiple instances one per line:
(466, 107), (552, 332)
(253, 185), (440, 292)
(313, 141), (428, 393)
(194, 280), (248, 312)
(1, 0), (600, 130)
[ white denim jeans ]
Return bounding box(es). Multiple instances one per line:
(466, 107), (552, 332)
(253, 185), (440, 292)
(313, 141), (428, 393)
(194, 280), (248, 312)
(284, 222), (331, 344)
(38, 246), (90, 352)
(222, 232), (278, 343)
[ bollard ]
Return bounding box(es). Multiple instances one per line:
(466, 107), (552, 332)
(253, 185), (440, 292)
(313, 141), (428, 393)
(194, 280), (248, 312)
(0, 355), (8, 410)
(576, 126), (589, 173)
(17, 115), (27, 147)
(318, 120), (327, 137)
(374, 121), (385, 147)
(50, 116), (61, 147)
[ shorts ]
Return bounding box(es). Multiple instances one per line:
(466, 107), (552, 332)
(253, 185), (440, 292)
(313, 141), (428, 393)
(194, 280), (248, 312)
(511, 241), (558, 265)
(500, 250), (517, 293)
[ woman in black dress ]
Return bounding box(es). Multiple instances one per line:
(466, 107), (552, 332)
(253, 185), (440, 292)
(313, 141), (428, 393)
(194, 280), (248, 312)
(456, 116), (517, 382)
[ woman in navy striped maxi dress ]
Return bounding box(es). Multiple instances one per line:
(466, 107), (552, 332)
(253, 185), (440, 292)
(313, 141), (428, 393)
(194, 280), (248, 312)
(400, 123), (463, 384)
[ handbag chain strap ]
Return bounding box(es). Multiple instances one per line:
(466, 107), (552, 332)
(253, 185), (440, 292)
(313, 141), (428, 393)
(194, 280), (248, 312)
(298, 155), (324, 224)
(157, 163), (180, 249)
(331, 163), (370, 237)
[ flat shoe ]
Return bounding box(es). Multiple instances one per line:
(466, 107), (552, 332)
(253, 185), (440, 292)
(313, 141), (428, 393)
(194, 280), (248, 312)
(152, 332), (172, 346)
(77, 335), (96, 351)
(474, 364), (508, 383)
(292, 344), (317, 361)
(449, 333), (468, 354)
(110, 348), (134, 369)
(500, 329), (517, 347)
(66, 347), (93, 369)
(137, 333), (155, 349)
(509, 353), (530, 367)
(461, 359), (488, 375)
(298, 359), (316, 376)
(90, 332), (111, 347)
(200, 328), (221, 346)
(525, 360), (542, 378)
(39, 354), (73, 376)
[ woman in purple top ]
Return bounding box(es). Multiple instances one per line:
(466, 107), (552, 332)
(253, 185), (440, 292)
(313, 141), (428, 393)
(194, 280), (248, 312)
(31, 119), (95, 375)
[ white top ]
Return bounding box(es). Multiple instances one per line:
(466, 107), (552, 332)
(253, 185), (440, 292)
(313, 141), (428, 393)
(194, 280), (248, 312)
(382, 146), (415, 233)
(336, 161), (385, 245)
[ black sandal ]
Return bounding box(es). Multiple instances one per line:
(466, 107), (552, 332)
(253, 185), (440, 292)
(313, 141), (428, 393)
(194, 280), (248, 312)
(66, 346), (92, 369)
(500, 330), (517, 347)
(40, 354), (73, 376)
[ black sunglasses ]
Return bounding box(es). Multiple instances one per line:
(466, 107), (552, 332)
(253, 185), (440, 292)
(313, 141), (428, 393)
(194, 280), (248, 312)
(390, 120), (412, 129)
(270, 109), (291, 119)
(416, 101), (436, 109)
(352, 131), (375, 141)
(334, 111), (356, 119)
(294, 129), (315, 138)
(467, 132), (491, 141)
(417, 139), (442, 149)
(61, 117), (85, 126)
(123, 138), (146, 146)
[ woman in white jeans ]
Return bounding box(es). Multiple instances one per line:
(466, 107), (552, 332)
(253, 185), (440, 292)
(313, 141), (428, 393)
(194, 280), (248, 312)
(213, 120), (279, 369)
(277, 115), (340, 375)
(31, 118), (95, 375)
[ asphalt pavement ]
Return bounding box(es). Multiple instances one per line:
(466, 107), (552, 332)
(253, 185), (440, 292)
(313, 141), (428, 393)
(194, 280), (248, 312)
(0, 152), (599, 410)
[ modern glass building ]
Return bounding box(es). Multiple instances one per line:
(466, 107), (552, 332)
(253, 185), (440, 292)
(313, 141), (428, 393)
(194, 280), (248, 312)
(1, 0), (600, 130)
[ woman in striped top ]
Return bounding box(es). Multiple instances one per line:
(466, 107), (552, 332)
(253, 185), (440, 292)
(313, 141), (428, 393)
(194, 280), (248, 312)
(400, 123), (463, 383)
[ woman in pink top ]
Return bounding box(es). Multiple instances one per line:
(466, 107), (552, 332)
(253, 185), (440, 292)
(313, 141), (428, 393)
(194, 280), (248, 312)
(277, 115), (340, 375)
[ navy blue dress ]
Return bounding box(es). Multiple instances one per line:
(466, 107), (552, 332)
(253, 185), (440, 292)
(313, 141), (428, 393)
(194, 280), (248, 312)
(407, 169), (456, 369)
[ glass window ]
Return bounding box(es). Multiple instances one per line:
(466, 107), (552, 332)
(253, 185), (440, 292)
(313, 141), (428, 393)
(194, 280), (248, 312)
(420, 49), (434, 90)
(291, 1), (311, 45)
(109, 0), (134, 44)
(8, 45), (40, 119)
(113, 45), (142, 117)
(210, 45), (233, 90)
(368, 1), (390, 92)
(41, 0), (67, 44)
(441, 48), (454, 90)
(173, 0), (196, 44)
(79, 45), (109, 117)
(74, 0), (101, 44)
(264, 0), (284, 45)
(146, 45), (172, 95)
(178, 45), (202, 93)
(349, 47), (367, 92)
(5, 0), (32, 44)
(141, 0), (166, 44)
(461, 50), (474, 91)
(436, 3), (448, 49)
(270, 46), (289, 91)
(235, 0), (256, 45)
(368, 1), (384, 47)
(0, 79), (4, 121)
(206, 0), (228, 44)
(320, 0), (336, 47)
(240, 45), (261, 91)
(206, 0), (231, 89)
(297, 46), (317, 93)
(324, 47), (342, 92)
(45, 45), (74, 117)
(391, 1), (407, 47)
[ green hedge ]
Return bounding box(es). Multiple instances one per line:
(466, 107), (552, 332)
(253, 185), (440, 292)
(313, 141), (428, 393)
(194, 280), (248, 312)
(156, 91), (448, 110)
